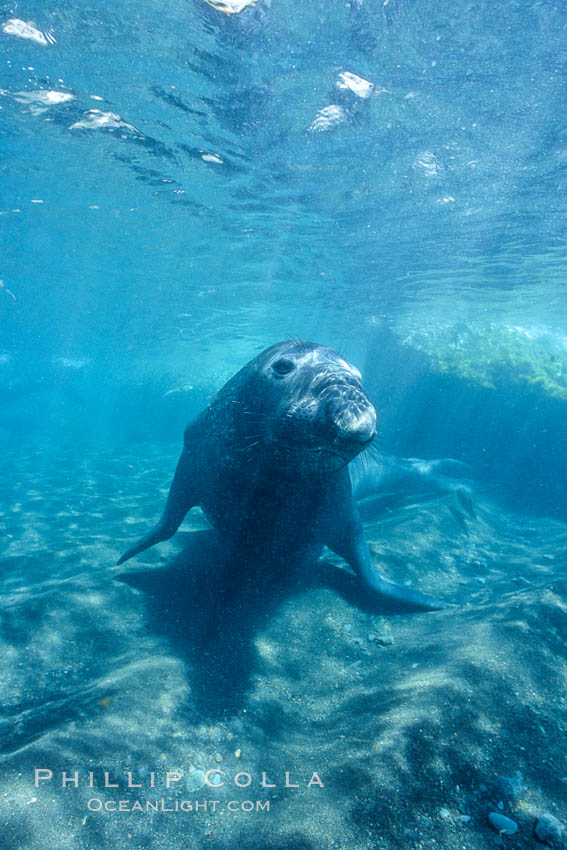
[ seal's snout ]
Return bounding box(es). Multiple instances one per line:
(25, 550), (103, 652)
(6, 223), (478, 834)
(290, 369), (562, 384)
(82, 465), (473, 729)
(333, 406), (377, 444)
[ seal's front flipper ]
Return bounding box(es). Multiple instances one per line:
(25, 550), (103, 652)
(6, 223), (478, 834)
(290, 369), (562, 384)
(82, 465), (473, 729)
(353, 544), (449, 611)
(117, 446), (197, 565)
(324, 504), (448, 612)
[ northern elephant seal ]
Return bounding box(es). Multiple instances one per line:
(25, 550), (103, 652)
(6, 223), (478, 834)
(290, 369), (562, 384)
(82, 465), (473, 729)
(117, 340), (445, 611)
(351, 454), (474, 506)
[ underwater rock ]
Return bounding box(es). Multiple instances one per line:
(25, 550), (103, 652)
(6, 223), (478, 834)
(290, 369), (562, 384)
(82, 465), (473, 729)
(534, 813), (567, 846)
(496, 771), (525, 798)
(488, 812), (518, 836)
(371, 618), (395, 646)
(185, 766), (205, 792)
(399, 321), (567, 401)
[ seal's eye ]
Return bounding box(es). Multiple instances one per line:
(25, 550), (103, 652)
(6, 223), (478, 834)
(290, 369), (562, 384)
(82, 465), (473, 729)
(272, 357), (295, 377)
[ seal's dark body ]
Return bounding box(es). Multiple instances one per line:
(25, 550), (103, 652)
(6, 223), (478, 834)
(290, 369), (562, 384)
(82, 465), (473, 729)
(118, 341), (444, 611)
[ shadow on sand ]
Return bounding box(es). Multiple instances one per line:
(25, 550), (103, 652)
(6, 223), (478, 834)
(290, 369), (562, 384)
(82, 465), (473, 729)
(115, 530), (415, 720)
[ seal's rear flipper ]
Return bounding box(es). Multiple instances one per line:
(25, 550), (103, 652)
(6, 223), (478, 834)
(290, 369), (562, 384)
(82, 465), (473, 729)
(117, 445), (197, 565)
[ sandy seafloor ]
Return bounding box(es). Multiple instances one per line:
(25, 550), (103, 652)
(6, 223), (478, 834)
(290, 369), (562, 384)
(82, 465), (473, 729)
(1, 442), (566, 850)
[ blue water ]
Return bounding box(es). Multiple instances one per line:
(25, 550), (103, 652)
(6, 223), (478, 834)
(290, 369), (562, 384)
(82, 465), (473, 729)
(3, 0), (567, 362)
(3, 0), (567, 506)
(1, 1), (567, 848)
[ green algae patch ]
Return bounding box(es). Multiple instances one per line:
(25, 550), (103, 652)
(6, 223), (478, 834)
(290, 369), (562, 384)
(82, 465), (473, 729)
(401, 323), (567, 400)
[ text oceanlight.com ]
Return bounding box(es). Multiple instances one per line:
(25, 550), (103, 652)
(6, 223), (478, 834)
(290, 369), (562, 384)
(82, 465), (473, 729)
(86, 798), (270, 813)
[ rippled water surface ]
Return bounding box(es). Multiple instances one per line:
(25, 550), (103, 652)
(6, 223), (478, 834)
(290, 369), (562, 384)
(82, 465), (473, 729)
(3, 0), (567, 368)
